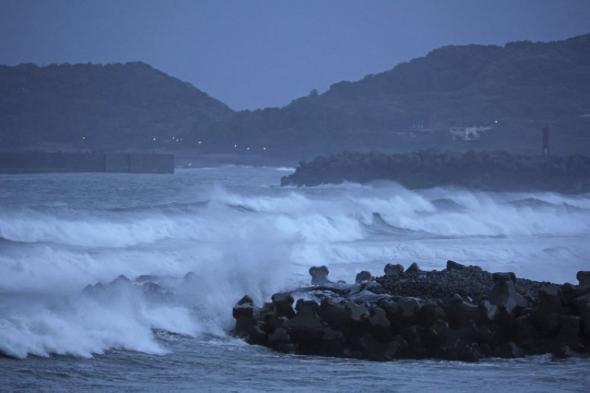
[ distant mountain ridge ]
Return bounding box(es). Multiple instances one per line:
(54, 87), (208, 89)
(1, 34), (589, 155)
(218, 33), (590, 155)
(0, 61), (233, 150)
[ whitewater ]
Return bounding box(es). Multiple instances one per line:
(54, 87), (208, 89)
(1, 165), (589, 392)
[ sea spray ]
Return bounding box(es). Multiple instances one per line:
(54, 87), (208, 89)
(1, 168), (589, 358)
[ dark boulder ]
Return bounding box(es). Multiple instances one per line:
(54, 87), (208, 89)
(446, 294), (480, 327)
(480, 300), (499, 321)
(531, 287), (562, 337)
(268, 327), (291, 349)
(367, 306), (392, 341)
(398, 297), (422, 320)
(232, 296), (267, 345)
(405, 262), (421, 273)
(355, 270), (373, 284)
(490, 272), (528, 313)
(446, 260), (466, 271)
(309, 265), (331, 285)
(271, 292), (295, 318)
(384, 263), (404, 277)
(287, 299), (326, 340)
(577, 271), (590, 287)
(345, 302), (370, 324)
(557, 315), (583, 352)
(318, 299), (349, 329)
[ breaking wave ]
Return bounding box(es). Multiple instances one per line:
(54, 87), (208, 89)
(1, 169), (589, 358)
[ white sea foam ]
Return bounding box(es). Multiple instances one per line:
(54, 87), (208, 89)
(1, 173), (589, 358)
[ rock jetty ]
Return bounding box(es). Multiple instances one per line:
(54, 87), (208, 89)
(280, 151), (590, 193)
(232, 261), (590, 361)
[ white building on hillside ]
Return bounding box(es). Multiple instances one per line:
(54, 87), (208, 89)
(449, 126), (493, 141)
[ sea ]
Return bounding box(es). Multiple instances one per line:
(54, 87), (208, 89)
(1, 165), (589, 392)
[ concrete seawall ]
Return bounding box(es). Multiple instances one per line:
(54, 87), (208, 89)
(0, 152), (174, 174)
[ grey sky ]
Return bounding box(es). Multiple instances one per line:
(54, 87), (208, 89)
(1, 0), (589, 110)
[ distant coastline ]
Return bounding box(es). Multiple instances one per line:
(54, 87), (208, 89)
(0, 151), (174, 174)
(281, 150), (590, 193)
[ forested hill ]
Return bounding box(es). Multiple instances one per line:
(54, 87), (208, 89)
(2, 34), (590, 155)
(218, 33), (590, 155)
(0, 62), (233, 150)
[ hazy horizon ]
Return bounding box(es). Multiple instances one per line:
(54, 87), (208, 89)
(1, 0), (590, 110)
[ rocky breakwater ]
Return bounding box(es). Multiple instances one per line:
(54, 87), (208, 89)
(232, 262), (590, 361)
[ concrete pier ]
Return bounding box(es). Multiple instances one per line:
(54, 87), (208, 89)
(0, 152), (174, 174)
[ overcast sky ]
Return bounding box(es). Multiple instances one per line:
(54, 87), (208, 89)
(1, 0), (589, 110)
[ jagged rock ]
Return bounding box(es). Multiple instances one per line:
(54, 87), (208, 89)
(378, 298), (400, 318)
(268, 327), (291, 348)
(560, 283), (578, 306)
(537, 286), (563, 313)
(398, 297), (421, 319)
(490, 272), (528, 313)
(353, 334), (398, 360)
(384, 263), (404, 277)
(367, 306), (392, 341)
(237, 295), (253, 306)
(232, 296), (267, 345)
(446, 260), (466, 270)
(318, 299), (349, 329)
(136, 274), (159, 283)
(309, 266), (331, 285)
(319, 327), (346, 356)
(405, 262), (421, 273)
(416, 301), (445, 326)
(515, 314), (537, 348)
(345, 302), (370, 323)
(232, 262), (590, 362)
(572, 293), (590, 310)
(577, 271), (590, 287)
(287, 300), (325, 340)
(355, 271), (373, 284)
(271, 292), (295, 318)
(492, 272), (516, 283)
(480, 300), (499, 321)
(400, 325), (424, 355)
(531, 287), (562, 336)
(446, 294), (480, 327)
(558, 315), (582, 347)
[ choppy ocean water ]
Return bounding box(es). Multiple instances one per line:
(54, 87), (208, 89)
(1, 166), (589, 392)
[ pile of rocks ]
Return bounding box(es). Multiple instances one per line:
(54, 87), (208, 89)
(232, 261), (590, 361)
